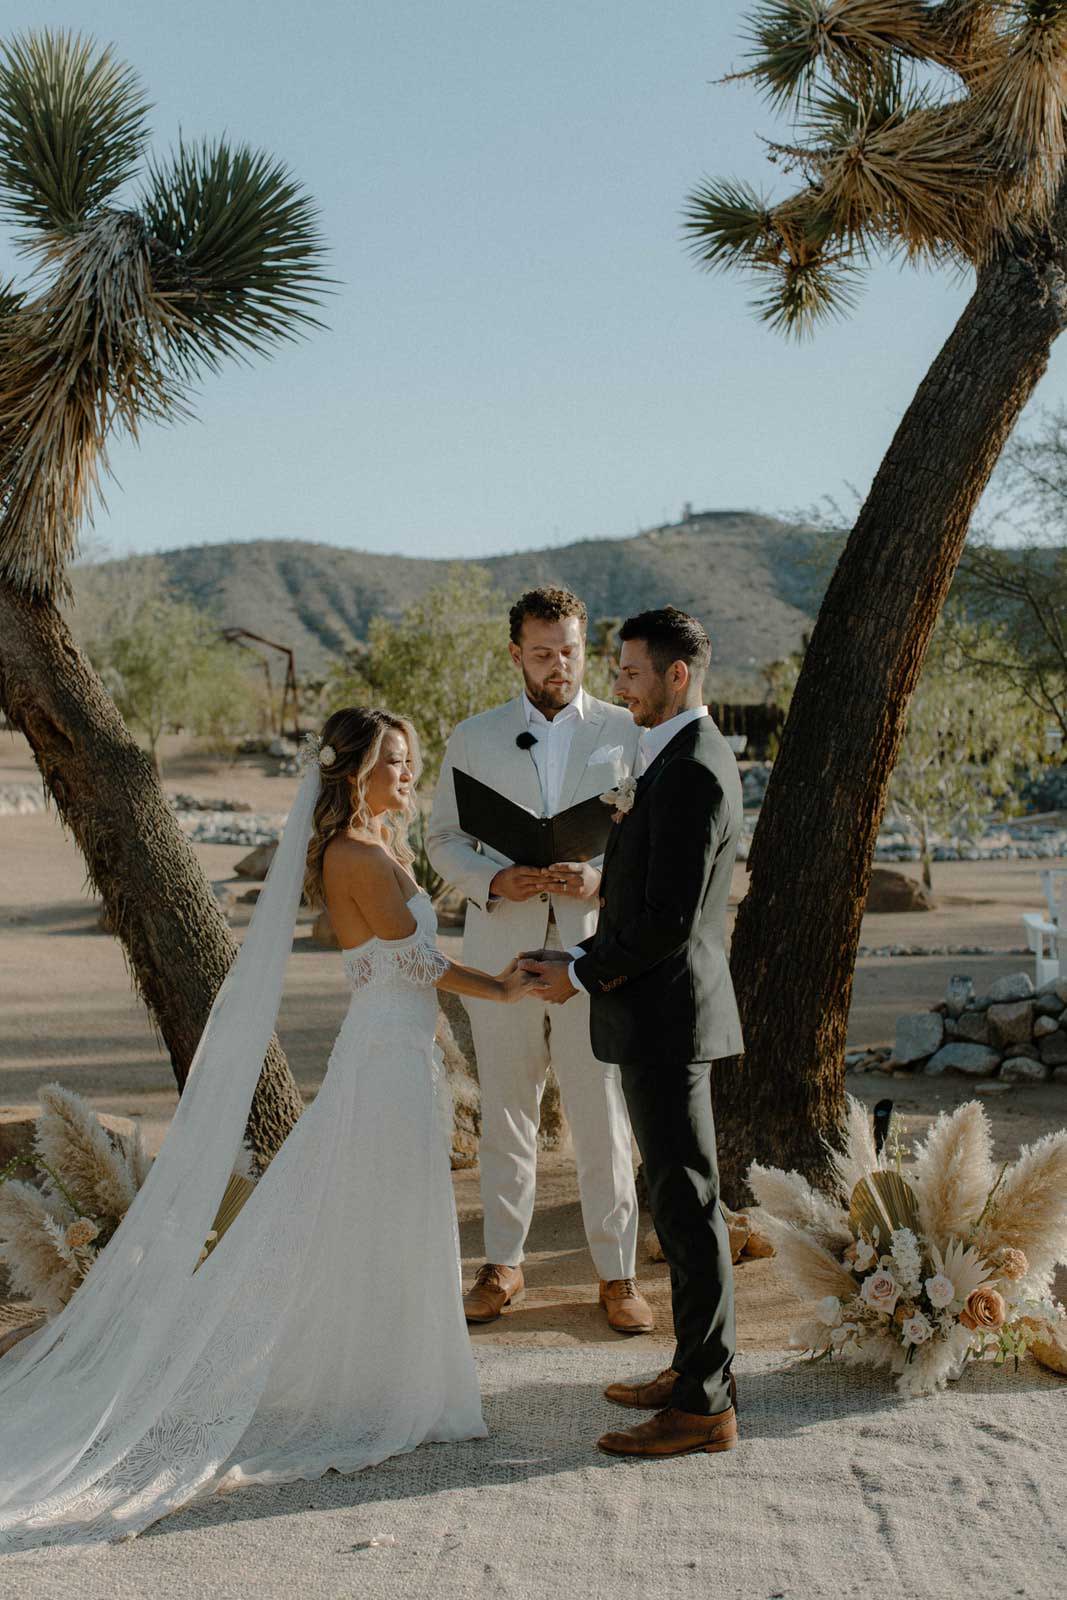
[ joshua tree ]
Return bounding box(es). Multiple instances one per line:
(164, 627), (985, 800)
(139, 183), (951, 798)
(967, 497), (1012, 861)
(0, 31), (327, 1162)
(683, 2), (1067, 1197)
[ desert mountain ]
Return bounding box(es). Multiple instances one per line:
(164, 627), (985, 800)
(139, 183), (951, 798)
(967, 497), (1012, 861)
(71, 510), (833, 695)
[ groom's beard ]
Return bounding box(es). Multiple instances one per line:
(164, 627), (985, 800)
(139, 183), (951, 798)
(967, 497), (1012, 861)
(522, 672), (580, 718)
(629, 679), (673, 728)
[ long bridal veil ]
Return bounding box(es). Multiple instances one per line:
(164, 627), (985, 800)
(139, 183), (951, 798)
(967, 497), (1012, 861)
(0, 758), (322, 1547)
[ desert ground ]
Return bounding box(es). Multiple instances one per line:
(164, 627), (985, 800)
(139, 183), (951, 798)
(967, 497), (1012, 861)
(3, 730), (1066, 1350)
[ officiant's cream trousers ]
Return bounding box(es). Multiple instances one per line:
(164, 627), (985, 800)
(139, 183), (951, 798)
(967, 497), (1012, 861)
(463, 924), (638, 1279)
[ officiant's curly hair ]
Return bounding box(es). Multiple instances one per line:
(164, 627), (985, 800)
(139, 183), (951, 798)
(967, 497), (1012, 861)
(508, 585), (587, 642)
(303, 707), (422, 906)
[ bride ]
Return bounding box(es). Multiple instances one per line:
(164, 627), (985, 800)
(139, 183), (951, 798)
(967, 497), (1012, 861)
(0, 706), (535, 1551)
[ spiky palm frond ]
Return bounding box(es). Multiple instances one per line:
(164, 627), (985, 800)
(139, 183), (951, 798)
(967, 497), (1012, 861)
(752, 242), (864, 336)
(0, 30), (150, 234)
(0, 32), (328, 601)
(745, 0), (935, 108)
(682, 178), (780, 269)
(141, 139), (329, 378)
(0, 210), (184, 598)
(969, 2), (1067, 212)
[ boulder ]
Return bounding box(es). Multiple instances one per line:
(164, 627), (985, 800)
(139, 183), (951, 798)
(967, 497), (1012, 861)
(1037, 976), (1067, 1004)
(944, 975), (975, 1017)
(1000, 1056), (1047, 1083)
(893, 1012), (944, 1065)
(1035, 1014), (1061, 1040)
(1035, 993), (1066, 1019)
(987, 1001), (1035, 1051)
(210, 881), (236, 918)
(865, 868), (936, 913)
(1020, 1318), (1067, 1377)
(1054, 1067), (1067, 1084)
(234, 841), (278, 880)
(955, 1010), (991, 1046)
(1039, 1030), (1067, 1068)
(987, 972), (1035, 1005)
(924, 1043), (1000, 1077)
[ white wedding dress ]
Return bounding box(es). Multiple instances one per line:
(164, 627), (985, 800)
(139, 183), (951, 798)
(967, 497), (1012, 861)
(0, 764), (485, 1553)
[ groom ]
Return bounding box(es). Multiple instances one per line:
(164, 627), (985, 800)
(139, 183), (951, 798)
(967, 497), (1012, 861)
(523, 606), (743, 1459)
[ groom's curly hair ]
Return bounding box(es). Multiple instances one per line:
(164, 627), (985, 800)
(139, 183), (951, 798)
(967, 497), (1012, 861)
(619, 607), (711, 677)
(508, 585), (587, 643)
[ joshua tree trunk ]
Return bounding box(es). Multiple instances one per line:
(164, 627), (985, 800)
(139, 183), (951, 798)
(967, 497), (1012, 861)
(713, 218), (1067, 1205)
(0, 584), (305, 1164)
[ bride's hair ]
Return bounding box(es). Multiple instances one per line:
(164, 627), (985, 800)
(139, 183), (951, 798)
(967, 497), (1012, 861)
(303, 706), (422, 906)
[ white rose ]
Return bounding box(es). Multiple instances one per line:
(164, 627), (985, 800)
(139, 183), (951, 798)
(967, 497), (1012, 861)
(902, 1312), (933, 1346)
(924, 1273), (955, 1310)
(859, 1270), (900, 1316)
(816, 1295), (842, 1327)
(829, 1323), (854, 1347)
(853, 1238), (877, 1272)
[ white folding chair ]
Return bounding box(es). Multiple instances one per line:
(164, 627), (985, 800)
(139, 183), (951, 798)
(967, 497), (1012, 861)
(1022, 911), (1059, 988)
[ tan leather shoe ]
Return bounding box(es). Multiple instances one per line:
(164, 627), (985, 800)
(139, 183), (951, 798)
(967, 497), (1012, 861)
(597, 1404), (738, 1458)
(463, 1263), (524, 1324)
(604, 1366), (679, 1408)
(599, 1277), (654, 1334)
(604, 1369), (738, 1412)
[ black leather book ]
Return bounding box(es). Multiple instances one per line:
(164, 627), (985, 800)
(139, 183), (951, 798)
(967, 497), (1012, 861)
(454, 768), (614, 869)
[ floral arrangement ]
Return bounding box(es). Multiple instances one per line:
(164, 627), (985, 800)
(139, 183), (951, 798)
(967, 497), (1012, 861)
(599, 775), (637, 823)
(0, 1084), (254, 1316)
(748, 1097), (1067, 1396)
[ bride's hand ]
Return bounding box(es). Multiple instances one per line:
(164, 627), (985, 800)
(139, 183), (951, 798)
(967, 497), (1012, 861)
(499, 966), (539, 1003)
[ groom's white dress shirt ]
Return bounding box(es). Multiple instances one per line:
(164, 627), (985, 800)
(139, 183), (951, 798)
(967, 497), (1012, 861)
(568, 704), (710, 992)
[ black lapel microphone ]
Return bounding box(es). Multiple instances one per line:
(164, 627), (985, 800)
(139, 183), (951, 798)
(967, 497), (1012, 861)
(516, 731), (538, 750)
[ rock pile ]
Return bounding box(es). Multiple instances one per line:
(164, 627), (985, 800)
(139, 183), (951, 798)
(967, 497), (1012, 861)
(889, 972), (1067, 1083)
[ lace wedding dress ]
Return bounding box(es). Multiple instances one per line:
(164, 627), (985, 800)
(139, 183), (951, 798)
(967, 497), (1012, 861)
(0, 765), (485, 1553)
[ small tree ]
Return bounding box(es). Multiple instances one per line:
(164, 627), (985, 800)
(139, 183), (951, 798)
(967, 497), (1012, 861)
(956, 408), (1067, 742)
(323, 567), (516, 783)
(95, 596), (261, 771)
(887, 618), (1044, 887)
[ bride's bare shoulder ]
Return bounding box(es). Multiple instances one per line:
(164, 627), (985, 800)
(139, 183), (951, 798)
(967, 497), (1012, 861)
(323, 835), (398, 896)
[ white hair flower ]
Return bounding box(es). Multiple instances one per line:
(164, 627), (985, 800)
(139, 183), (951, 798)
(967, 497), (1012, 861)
(318, 744), (337, 769)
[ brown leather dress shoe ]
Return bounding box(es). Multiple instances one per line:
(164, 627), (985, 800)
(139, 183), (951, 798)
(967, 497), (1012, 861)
(599, 1278), (654, 1334)
(597, 1404), (738, 1458)
(604, 1369), (738, 1413)
(463, 1263), (524, 1324)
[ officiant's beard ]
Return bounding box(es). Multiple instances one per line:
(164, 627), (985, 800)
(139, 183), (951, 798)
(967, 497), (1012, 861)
(521, 670), (580, 718)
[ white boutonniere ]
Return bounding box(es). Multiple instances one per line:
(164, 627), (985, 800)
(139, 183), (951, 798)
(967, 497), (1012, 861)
(599, 775), (637, 824)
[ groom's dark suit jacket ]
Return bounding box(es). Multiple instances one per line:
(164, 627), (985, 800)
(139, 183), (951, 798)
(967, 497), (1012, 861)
(573, 715), (744, 1064)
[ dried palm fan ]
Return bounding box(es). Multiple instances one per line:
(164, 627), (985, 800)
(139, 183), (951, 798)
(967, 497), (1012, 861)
(195, 1173), (256, 1267)
(848, 1168), (920, 1246)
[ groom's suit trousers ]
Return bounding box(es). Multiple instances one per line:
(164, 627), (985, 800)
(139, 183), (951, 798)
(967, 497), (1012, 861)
(619, 1056), (735, 1415)
(464, 920), (638, 1280)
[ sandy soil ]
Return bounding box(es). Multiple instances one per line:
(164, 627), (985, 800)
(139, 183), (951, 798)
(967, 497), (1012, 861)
(3, 730), (1065, 1353)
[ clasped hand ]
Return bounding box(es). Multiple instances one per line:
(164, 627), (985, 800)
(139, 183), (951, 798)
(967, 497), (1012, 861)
(489, 861), (600, 902)
(517, 947), (577, 1005)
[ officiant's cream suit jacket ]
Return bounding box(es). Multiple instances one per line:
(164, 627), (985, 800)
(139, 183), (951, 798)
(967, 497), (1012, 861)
(427, 692), (641, 1278)
(427, 693), (639, 964)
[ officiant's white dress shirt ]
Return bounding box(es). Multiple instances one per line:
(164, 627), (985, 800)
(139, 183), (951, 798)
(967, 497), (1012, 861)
(567, 705), (709, 992)
(523, 687), (586, 815)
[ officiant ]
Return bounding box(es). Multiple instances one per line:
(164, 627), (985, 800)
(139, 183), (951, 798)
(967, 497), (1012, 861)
(427, 586), (651, 1334)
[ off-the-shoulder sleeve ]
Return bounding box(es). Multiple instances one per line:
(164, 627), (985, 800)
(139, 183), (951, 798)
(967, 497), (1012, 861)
(343, 927), (451, 991)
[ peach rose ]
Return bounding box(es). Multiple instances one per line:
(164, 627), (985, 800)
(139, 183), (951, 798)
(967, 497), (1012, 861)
(859, 1270), (900, 1316)
(959, 1286), (1006, 1331)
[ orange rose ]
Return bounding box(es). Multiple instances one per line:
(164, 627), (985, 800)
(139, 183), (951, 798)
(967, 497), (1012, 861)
(959, 1286), (1006, 1331)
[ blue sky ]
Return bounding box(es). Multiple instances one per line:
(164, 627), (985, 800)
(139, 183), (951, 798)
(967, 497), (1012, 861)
(3, 1), (1062, 559)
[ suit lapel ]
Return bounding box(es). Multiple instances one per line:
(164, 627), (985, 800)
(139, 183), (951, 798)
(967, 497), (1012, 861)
(556, 700), (606, 812)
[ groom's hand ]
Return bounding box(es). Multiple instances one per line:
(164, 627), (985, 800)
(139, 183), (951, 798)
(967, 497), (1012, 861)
(548, 861), (601, 900)
(519, 959), (577, 1004)
(517, 947), (570, 963)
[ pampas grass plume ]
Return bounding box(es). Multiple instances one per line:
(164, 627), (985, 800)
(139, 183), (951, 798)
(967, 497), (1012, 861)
(824, 1094), (879, 1203)
(0, 1180), (78, 1314)
(747, 1163), (851, 1251)
(754, 1213), (858, 1303)
(35, 1083), (137, 1221)
(912, 1101), (996, 1245)
(976, 1130), (1067, 1280)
